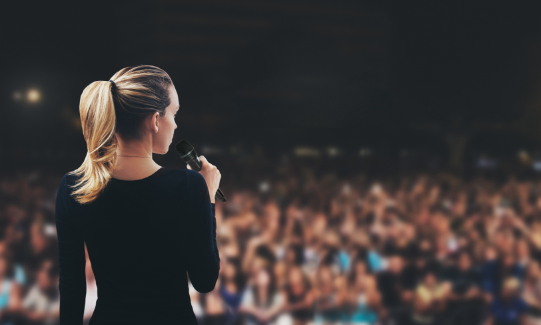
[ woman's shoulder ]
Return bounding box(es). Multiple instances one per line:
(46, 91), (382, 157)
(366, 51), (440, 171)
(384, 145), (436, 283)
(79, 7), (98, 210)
(183, 169), (209, 190)
(183, 168), (204, 180)
(57, 173), (76, 197)
(163, 167), (191, 179)
(61, 168), (194, 184)
(162, 168), (202, 182)
(59, 168), (198, 195)
(165, 168), (205, 191)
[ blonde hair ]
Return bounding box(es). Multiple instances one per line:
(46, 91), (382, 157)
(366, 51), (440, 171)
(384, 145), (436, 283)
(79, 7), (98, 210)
(68, 65), (172, 204)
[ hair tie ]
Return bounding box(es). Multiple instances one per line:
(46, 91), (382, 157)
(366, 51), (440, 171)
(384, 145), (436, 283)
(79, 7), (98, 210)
(109, 80), (116, 92)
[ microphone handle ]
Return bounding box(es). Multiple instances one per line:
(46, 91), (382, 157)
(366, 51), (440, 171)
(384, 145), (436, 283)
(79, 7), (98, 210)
(187, 157), (227, 203)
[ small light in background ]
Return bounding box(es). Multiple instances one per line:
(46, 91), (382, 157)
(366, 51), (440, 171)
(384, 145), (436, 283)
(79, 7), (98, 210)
(518, 150), (531, 165)
(326, 146), (341, 157)
(533, 160), (541, 172)
(201, 145), (225, 155)
(370, 183), (383, 196)
(477, 155), (497, 169)
(341, 183), (351, 195)
(359, 147), (372, 157)
(27, 89), (40, 103)
(13, 92), (22, 100)
(259, 181), (270, 193)
(294, 146), (321, 157)
(43, 224), (56, 237)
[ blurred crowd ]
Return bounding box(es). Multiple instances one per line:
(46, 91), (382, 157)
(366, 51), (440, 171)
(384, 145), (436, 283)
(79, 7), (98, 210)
(1, 153), (541, 325)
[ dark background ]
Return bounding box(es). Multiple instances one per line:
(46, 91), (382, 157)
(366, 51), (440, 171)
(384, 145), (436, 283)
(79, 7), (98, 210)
(1, 0), (541, 177)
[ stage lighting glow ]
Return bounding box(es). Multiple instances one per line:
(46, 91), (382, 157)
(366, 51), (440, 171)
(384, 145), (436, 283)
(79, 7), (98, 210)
(326, 146), (341, 157)
(259, 181), (270, 193)
(534, 160), (541, 172)
(518, 150), (531, 164)
(294, 147), (321, 157)
(27, 89), (40, 103)
(359, 148), (372, 157)
(14, 92), (22, 100)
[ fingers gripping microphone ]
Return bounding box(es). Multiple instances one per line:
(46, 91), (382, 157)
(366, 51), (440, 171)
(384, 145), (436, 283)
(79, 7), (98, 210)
(175, 140), (227, 203)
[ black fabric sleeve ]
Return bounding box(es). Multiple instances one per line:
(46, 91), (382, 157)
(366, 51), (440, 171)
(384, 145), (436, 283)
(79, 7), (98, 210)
(186, 170), (220, 293)
(55, 174), (86, 324)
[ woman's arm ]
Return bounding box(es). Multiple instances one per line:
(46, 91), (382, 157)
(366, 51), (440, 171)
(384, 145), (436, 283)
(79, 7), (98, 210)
(185, 170), (220, 293)
(55, 174), (87, 324)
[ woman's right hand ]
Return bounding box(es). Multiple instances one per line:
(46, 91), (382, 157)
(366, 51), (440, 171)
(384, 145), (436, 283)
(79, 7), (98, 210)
(187, 155), (221, 204)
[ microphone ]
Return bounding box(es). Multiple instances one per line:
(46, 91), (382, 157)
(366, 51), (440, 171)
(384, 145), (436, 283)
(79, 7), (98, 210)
(175, 139), (227, 203)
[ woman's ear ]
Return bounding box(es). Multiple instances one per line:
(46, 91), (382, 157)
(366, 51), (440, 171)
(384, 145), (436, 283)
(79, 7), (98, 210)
(152, 112), (160, 133)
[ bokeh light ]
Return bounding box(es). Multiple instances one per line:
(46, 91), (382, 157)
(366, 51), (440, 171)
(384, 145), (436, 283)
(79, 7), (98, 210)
(27, 89), (40, 103)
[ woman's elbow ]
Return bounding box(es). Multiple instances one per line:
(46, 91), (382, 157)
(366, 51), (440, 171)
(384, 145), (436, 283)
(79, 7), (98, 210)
(193, 280), (217, 293)
(190, 268), (219, 293)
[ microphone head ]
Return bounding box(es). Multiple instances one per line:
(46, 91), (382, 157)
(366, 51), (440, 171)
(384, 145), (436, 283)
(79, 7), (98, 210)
(175, 139), (197, 162)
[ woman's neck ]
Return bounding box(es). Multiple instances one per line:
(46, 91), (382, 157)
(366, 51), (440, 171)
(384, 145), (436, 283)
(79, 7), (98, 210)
(112, 158), (161, 180)
(113, 137), (159, 175)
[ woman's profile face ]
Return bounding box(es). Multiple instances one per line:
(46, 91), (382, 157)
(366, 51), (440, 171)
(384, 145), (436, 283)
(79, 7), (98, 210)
(152, 84), (179, 154)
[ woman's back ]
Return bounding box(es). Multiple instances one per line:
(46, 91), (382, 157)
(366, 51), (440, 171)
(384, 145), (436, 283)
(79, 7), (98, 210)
(55, 167), (220, 324)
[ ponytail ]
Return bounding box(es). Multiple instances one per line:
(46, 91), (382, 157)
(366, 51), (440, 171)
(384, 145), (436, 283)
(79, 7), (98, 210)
(68, 65), (172, 204)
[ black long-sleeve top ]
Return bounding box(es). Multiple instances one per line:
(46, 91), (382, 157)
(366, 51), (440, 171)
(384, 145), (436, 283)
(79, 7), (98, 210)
(55, 167), (220, 324)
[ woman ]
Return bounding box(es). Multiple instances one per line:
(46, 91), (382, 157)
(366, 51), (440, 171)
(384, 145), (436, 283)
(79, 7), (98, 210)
(346, 258), (380, 325)
(239, 266), (288, 325)
(283, 265), (315, 325)
(412, 269), (451, 325)
(219, 257), (246, 325)
(55, 65), (222, 324)
(313, 265), (348, 324)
